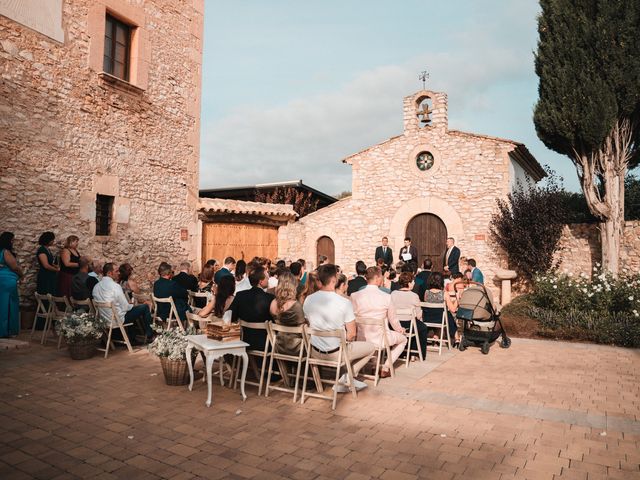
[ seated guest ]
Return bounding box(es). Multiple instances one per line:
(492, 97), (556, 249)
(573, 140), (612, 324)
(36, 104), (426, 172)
(347, 260), (367, 296)
(214, 257), (236, 285)
(195, 264), (214, 308)
(236, 260), (258, 293)
(298, 258), (307, 286)
(118, 263), (141, 298)
(173, 261), (199, 292)
(199, 275), (235, 319)
(422, 272), (457, 343)
(380, 266), (392, 294)
(413, 259), (433, 299)
(93, 263), (153, 342)
(153, 262), (191, 325)
(467, 258), (484, 284)
(303, 264), (375, 392)
(229, 266), (274, 350)
(89, 260), (101, 281)
(289, 261), (305, 298)
(390, 272), (428, 359)
(234, 260), (247, 284)
(389, 269), (400, 292)
(463, 269), (473, 281)
(269, 271), (306, 355)
(351, 266), (407, 379)
(298, 271), (319, 304)
(267, 265), (279, 291)
(335, 273), (348, 298)
(71, 257), (99, 302)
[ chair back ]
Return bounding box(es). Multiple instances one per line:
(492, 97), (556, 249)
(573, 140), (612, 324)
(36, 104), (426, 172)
(302, 325), (348, 364)
(50, 295), (72, 318)
(394, 307), (415, 322)
(267, 322), (305, 353)
(187, 290), (210, 307)
(93, 300), (120, 327)
(35, 293), (52, 317)
(185, 311), (212, 331)
(421, 301), (445, 309)
(71, 298), (96, 316)
(238, 319), (270, 353)
(152, 295), (182, 329)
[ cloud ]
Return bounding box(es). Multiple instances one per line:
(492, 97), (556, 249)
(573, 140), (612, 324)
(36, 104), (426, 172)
(200, 25), (535, 195)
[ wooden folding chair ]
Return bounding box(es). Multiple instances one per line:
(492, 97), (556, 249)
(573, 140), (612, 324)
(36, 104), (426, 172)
(232, 320), (271, 395)
(32, 293), (53, 343)
(48, 295), (73, 349)
(265, 322), (306, 403)
(71, 298), (96, 317)
(152, 295), (185, 331)
(187, 290), (210, 309)
(396, 307), (424, 366)
(300, 326), (357, 410)
(420, 301), (452, 355)
(93, 301), (134, 359)
(355, 316), (394, 386)
(185, 311), (212, 332)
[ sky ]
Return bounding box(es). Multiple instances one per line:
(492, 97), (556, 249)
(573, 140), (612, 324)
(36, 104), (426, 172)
(199, 0), (582, 196)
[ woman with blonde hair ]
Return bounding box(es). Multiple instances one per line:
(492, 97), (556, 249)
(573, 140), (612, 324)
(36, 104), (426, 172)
(269, 271), (306, 355)
(58, 235), (80, 297)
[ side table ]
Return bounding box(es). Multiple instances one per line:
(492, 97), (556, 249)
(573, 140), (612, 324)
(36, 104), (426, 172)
(185, 334), (249, 407)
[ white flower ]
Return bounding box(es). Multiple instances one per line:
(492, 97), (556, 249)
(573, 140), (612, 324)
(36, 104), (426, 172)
(553, 285), (557, 289)
(629, 296), (634, 301)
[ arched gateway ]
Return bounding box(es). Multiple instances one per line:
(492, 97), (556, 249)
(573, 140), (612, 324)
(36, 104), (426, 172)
(316, 236), (335, 264)
(405, 213), (447, 271)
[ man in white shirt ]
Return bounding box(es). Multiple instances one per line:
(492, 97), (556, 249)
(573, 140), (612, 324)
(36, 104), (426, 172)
(303, 264), (375, 392)
(93, 262), (153, 342)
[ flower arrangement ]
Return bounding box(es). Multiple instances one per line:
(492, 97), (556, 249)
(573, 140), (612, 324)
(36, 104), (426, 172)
(57, 312), (107, 342)
(147, 325), (197, 361)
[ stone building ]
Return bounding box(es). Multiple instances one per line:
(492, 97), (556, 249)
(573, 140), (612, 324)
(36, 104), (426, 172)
(0, 0), (204, 299)
(279, 89), (546, 291)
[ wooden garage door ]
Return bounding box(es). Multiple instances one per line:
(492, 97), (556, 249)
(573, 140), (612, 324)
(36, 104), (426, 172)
(202, 223), (278, 266)
(316, 236), (335, 264)
(405, 213), (447, 271)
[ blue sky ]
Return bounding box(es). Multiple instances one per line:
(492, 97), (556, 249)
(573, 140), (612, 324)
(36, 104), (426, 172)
(200, 0), (582, 195)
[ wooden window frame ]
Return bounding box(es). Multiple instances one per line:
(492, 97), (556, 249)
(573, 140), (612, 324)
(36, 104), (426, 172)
(103, 13), (132, 82)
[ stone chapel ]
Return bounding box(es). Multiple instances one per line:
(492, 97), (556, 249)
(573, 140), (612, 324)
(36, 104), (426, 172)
(278, 89), (546, 292)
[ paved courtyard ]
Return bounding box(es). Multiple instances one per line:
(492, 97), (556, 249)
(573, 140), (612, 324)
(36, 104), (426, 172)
(0, 336), (638, 480)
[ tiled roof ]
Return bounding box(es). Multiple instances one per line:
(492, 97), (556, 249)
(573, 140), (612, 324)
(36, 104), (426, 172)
(197, 197), (298, 218)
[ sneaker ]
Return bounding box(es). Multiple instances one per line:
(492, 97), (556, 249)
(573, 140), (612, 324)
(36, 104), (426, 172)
(332, 384), (350, 393)
(352, 379), (368, 391)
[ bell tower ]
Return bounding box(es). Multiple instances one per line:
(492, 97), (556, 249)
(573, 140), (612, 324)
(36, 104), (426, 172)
(403, 90), (448, 133)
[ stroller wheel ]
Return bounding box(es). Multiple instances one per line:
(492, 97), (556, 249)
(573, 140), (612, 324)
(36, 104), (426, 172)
(481, 342), (490, 355)
(458, 340), (466, 352)
(500, 336), (512, 349)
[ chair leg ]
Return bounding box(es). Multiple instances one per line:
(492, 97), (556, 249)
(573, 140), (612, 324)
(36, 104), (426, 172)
(265, 351), (276, 398)
(30, 314), (39, 340)
(374, 348), (382, 386)
(57, 320), (64, 350)
(332, 360), (341, 411)
(301, 353), (311, 405)
(104, 326), (113, 359)
(292, 350), (305, 404)
(387, 344), (395, 378)
(438, 320), (444, 356)
(257, 354), (268, 397)
(445, 318), (452, 351)
(119, 325), (133, 353)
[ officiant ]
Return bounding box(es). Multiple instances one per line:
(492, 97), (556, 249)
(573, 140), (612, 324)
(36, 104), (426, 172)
(398, 237), (418, 263)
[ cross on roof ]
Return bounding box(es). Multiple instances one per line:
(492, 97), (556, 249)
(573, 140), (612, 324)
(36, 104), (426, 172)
(418, 71), (429, 90)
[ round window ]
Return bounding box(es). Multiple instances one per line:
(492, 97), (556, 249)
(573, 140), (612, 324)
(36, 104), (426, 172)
(416, 151), (434, 171)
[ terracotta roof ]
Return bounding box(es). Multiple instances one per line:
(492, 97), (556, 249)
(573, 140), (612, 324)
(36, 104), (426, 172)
(197, 197), (298, 219)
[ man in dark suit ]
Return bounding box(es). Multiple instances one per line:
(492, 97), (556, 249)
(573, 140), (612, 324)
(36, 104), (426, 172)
(413, 258), (433, 300)
(374, 237), (393, 267)
(214, 256), (236, 285)
(153, 262), (191, 324)
(398, 237), (418, 263)
(229, 266), (273, 350)
(443, 237), (461, 276)
(172, 261), (199, 292)
(347, 261), (368, 296)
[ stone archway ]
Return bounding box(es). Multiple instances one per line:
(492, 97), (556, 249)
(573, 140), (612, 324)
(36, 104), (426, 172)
(389, 196), (464, 267)
(316, 235), (335, 264)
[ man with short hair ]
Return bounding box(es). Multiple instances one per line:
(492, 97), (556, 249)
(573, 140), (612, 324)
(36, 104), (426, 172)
(71, 257), (99, 301)
(399, 237), (418, 263)
(93, 262), (154, 341)
(153, 262), (191, 324)
(375, 236), (393, 267)
(229, 266), (274, 350)
(443, 237), (461, 275)
(351, 266), (407, 378)
(214, 256), (236, 284)
(467, 258), (484, 284)
(347, 261), (368, 296)
(413, 258), (433, 298)
(172, 261), (199, 292)
(303, 264), (375, 392)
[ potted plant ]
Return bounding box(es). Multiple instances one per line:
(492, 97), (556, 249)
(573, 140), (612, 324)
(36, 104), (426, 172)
(57, 312), (107, 360)
(147, 326), (197, 386)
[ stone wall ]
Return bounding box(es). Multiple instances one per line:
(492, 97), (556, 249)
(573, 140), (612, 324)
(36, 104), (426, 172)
(0, 0), (204, 305)
(556, 221), (640, 275)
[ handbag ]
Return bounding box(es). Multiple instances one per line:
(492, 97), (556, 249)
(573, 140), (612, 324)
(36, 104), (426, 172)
(456, 307), (474, 321)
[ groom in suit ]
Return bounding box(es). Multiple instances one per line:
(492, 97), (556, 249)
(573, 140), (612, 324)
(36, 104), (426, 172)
(443, 237), (461, 275)
(398, 237), (418, 263)
(374, 237), (393, 267)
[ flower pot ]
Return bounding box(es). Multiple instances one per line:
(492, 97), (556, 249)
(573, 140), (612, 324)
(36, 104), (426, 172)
(160, 356), (190, 386)
(67, 337), (98, 360)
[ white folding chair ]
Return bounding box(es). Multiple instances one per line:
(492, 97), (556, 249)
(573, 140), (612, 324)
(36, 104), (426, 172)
(396, 307), (424, 366)
(49, 295), (73, 349)
(33, 293), (53, 343)
(300, 326), (357, 411)
(355, 316), (394, 386)
(265, 322), (306, 403)
(420, 301), (452, 355)
(93, 301), (134, 359)
(232, 320), (271, 396)
(187, 290), (210, 309)
(71, 298), (96, 317)
(185, 311), (212, 332)
(152, 295), (185, 331)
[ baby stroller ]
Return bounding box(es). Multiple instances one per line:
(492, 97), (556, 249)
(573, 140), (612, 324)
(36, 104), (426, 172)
(455, 282), (511, 354)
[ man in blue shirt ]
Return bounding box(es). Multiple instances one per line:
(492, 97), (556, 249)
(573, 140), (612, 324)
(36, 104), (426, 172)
(467, 258), (484, 284)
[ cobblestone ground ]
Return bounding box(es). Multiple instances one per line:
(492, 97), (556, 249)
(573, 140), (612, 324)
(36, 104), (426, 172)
(0, 335), (638, 480)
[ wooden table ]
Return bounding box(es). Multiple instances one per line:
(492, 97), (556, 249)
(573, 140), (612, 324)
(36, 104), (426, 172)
(185, 334), (249, 407)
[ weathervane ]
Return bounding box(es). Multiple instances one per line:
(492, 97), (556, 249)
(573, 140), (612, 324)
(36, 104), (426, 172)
(418, 71), (429, 90)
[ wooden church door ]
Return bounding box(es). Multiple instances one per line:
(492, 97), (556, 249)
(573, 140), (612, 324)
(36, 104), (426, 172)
(405, 213), (447, 271)
(316, 236), (335, 265)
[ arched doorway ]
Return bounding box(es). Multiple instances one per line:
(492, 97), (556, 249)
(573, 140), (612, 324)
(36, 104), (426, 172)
(316, 236), (335, 265)
(405, 213), (447, 271)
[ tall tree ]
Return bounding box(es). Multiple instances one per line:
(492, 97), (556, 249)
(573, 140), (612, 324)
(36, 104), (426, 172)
(534, 0), (640, 275)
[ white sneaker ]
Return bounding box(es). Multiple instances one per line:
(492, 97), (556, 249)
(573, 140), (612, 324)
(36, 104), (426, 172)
(352, 379), (368, 391)
(332, 384), (350, 393)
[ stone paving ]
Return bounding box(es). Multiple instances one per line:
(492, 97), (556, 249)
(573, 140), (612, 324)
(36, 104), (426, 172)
(0, 335), (638, 480)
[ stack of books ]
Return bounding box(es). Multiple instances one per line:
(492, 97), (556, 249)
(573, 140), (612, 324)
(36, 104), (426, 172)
(206, 322), (241, 342)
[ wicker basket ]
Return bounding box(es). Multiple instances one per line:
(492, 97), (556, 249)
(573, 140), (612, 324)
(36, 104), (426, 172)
(160, 357), (190, 386)
(68, 337), (98, 360)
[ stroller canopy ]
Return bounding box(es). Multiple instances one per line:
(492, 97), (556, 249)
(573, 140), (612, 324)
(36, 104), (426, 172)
(458, 284), (497, 321)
